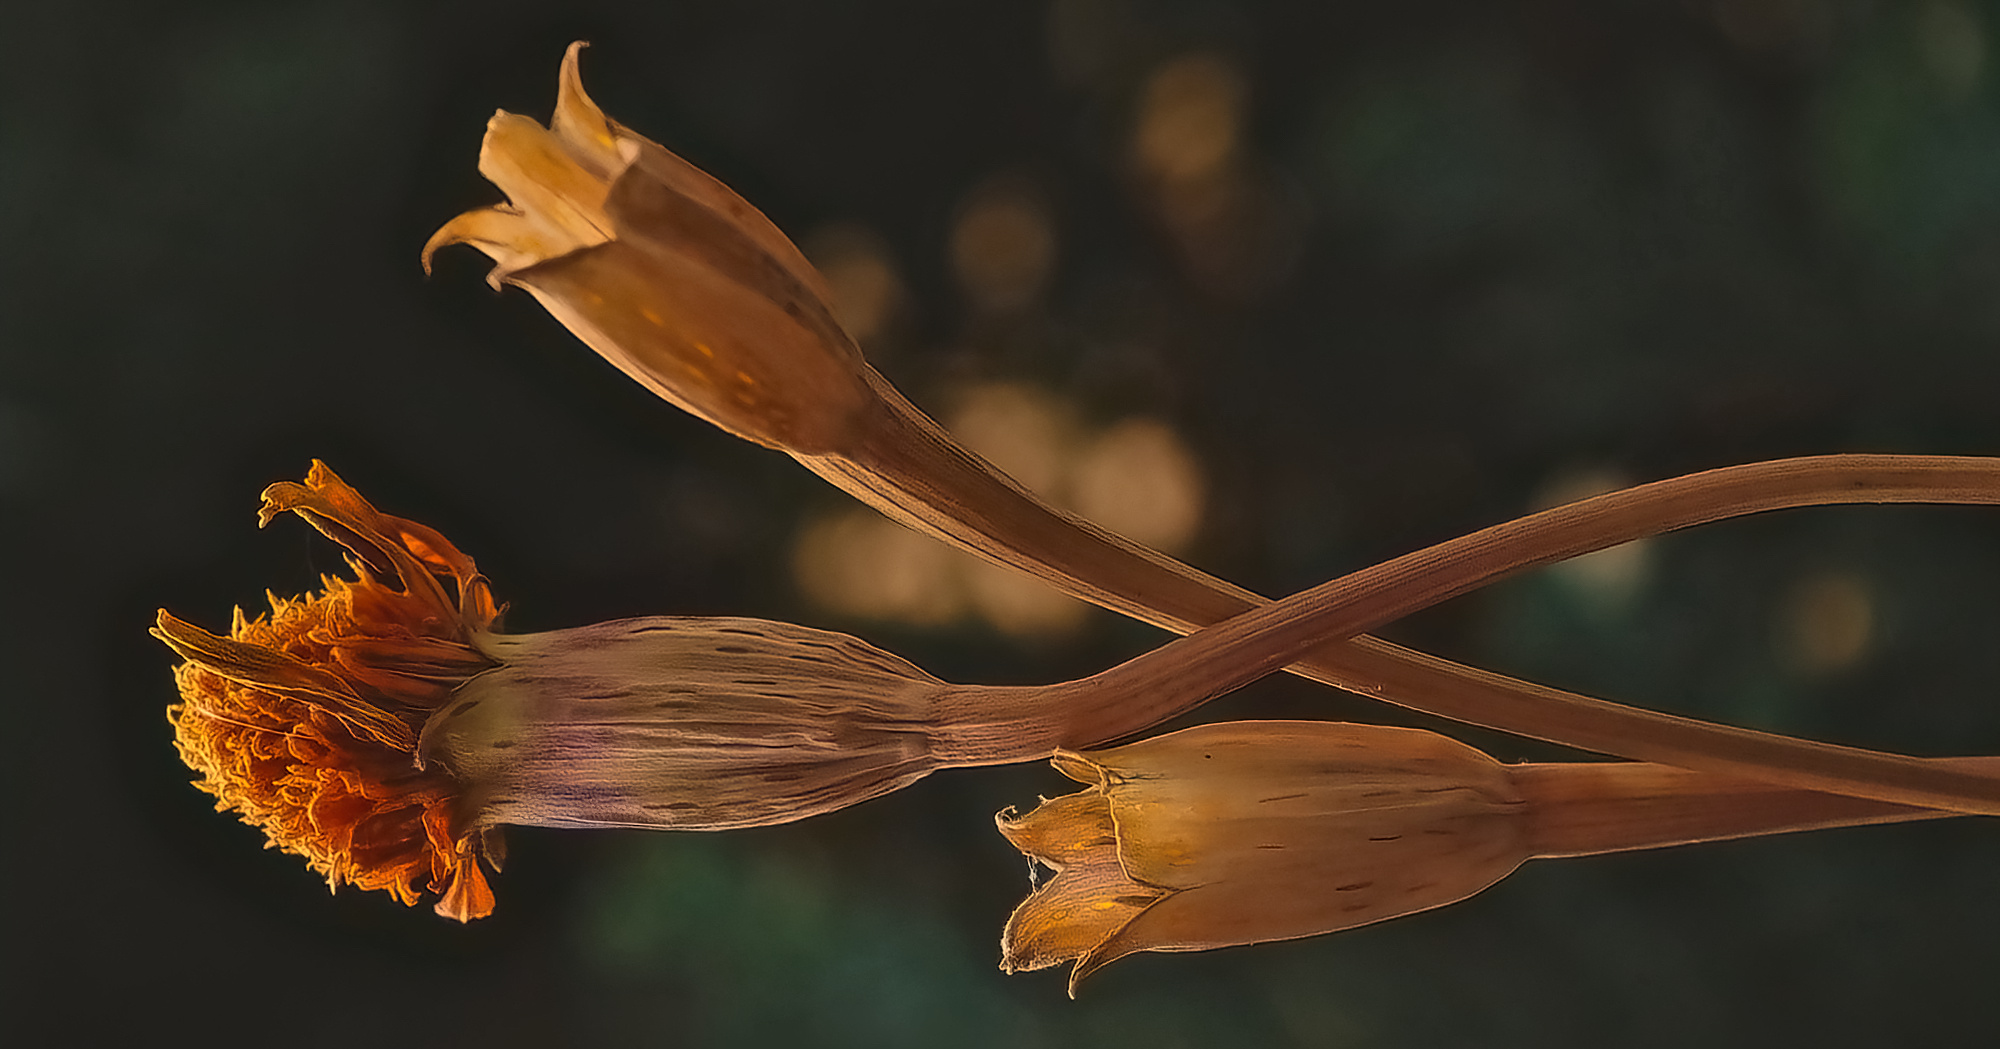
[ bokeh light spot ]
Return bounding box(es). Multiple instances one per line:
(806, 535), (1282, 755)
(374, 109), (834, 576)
(962, 556), (1091, 638)
(792, 382), (1205, 638)
(803, 221), (908, 349)
(792, 510), (965, 626)
(1072, 418), (1204, 552)
(948, 382), (1077, 497)
(1781, 570), (1875, 674)
(950, 174), (1057, 315)
(1533, 466), (1654, 611)
(1133, 53), (1244, 186)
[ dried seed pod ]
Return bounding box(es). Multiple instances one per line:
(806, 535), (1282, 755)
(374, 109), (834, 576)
(999, 722), (1530, 994)
(998, 720), (1971, 994)
(424, 42), (876, 454)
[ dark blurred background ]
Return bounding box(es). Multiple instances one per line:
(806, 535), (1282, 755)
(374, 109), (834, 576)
(9, 1), (2000, 1045)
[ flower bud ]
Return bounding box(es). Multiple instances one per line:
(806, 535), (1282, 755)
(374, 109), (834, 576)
(998, 721), (1530, 994)
(995, 720), (1988, 995)
(425, 43), (880, 454)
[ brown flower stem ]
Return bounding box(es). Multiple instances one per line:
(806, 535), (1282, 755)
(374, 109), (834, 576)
(436, 48), (1998, 821)
(927, 451), (2000, 815)
(1510, 758), (1998, 859)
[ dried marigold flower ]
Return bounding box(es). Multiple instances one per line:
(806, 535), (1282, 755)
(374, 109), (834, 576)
(155, 461), (504, 921)
(159, 464), (970, 917)
(998, 720), (1974, 995)
(998, 721), (1530, 995)
(424, 41), (878, 455)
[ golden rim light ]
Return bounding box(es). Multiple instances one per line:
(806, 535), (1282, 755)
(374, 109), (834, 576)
(152, 43), (2000, 1002)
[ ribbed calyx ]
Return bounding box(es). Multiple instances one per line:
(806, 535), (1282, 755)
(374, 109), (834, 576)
(422, 616), (948, 831)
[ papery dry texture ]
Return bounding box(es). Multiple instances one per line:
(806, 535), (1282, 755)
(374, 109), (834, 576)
(999, 722), (1976, 994)
(429, 45), (2000, 812)
(155, 462), (502, 920)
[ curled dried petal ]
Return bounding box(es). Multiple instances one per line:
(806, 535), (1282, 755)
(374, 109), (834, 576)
(157, 462), (501, 919)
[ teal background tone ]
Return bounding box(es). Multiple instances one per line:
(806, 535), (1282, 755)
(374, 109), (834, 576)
(9, 2), (2000, 1045)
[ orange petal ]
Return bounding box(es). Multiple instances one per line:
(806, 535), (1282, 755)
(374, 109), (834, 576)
(995, 789), (1118, 868)
(422, 206), (549, 283)
(477, 110), (612, 250)
(260, 462), (464, 632)
(434, 860), (496, 922)
(153, 610), (414, 750)
(551, 41), (621, 177)
(998, 859), (1164, 978)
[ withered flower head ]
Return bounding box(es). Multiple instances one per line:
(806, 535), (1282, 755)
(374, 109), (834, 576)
(998, 721), (1531, 994)
(159, 464), (962, 919)
(424, 42), (879, 455)
(154, 461), (504, 921)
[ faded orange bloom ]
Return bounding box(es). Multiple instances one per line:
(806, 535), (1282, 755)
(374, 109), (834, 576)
(154, 461), (503, 921)
(424, 42), (878, 455)
(157, 464), (978, 918)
